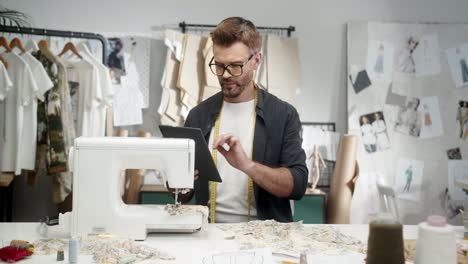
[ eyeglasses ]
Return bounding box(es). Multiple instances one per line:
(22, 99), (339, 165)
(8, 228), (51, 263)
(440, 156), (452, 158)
(209, 53), (255, 77)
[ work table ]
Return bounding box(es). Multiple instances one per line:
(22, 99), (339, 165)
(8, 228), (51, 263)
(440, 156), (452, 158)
(0, 222), (456, 263)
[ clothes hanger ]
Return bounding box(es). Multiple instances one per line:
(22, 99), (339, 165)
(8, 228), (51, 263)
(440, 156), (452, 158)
(9, 37), (27, 54)
(58, 41), (83, 59)
(25, 35), (39, 52)
(0, 36), (12, 52)
(38, 39), (49, 49)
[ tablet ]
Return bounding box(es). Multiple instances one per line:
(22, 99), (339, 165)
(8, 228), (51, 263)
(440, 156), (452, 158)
(159, 125), (222, 183)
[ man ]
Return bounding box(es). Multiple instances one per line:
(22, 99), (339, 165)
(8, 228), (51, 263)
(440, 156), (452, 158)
(184, 17), (308, 223)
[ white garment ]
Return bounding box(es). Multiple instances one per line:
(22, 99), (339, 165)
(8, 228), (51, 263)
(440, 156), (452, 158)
(0, 61), (12, 174)
(0, 62), (12, 99)
(64, 59), (105, 137)
(112, 76), (144, 126)
(77, 42), (114, 106)
(17, 52), (53, 174)
(371, 120), (390, 151)
(1, 52), (38, 173)
(361, 123), (376, 145)
(208, 99), (257, 223)
(77, 43), (113, 136)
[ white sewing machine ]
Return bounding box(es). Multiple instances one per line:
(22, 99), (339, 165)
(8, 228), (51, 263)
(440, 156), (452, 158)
(58, 137), (203, 240)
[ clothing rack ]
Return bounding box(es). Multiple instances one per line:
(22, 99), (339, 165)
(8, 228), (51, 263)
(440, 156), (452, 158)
(0, 25), (107, 62)
(178, 21), (295, 37)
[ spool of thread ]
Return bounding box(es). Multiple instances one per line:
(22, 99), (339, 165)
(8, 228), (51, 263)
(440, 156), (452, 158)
(56, 250), (64, 261)
(415, 215), (456, 264)
(366, 215), (405, 264)
(68, 238), (78, 263)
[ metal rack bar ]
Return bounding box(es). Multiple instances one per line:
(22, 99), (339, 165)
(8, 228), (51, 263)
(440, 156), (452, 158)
(178, 21), (295, 37)
(0, 25), (107, 62)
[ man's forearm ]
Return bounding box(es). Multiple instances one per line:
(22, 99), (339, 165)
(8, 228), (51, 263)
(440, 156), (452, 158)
(242, 161), (294, 197)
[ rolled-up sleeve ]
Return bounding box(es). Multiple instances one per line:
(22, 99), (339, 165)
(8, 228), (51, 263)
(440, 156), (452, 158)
(280, 107), (308, 200)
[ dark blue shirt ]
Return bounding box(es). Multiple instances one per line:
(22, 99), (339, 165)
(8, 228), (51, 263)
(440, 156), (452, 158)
(184, 88), (308, 222)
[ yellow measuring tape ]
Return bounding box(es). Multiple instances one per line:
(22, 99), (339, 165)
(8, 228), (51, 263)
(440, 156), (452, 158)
(209, 86), (258, 223)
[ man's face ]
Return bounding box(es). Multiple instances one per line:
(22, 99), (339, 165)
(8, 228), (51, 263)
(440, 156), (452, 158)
(213, 42), (259, 99)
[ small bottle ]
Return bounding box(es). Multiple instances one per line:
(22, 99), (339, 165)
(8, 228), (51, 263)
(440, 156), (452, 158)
(68, 238), (79, 263)
(299, 252), (307, 264)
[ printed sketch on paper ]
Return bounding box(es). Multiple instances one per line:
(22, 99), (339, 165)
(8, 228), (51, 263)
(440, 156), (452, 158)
(394, 97), (422, 138)
(359, 111), (391, 154)
(412, 33), (441, 77)
(448, 160), (468, 201)
(396, 36), (419, 74)
(447, 147), (462, 160)
(446, 44), (468, 88)
(418, 96), (443, 139)
(366, 40), (394, 82)
(456, 100), (468, 140)
(395, 158), (424, 201)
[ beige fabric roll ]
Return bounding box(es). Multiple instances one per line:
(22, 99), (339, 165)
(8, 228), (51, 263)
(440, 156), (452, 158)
(266, 35), (300, 107)
(328, 134), (359, 224)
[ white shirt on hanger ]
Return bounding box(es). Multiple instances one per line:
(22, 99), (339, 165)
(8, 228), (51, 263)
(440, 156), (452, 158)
(208, 99), (258, 223)
(0, 60), (13, 174)
(1, 52), (38, 174)
(77, 42), (114, 106)
(0, 61), (12, 99)
(64, 58), (105, 137)
(17, 52), (54, 174)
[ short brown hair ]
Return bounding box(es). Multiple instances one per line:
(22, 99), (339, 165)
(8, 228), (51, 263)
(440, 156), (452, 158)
(210, 17), (261, 52)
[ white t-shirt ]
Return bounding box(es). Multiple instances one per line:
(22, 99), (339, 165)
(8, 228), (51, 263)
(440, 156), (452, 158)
(113, 76), (144, 126)
(0, 61), (13, 173)
(1, 52), (38, 173)
(77, 42), (114, 106)
(64, 58), (105, 137)
(16, 52), (53, 174)
(208, 99), (258, 223)
(0, 61), (12, 99)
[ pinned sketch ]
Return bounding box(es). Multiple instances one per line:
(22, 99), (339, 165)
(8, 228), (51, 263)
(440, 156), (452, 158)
(395, 158), (424, 201)
(194, 249), (273, 264)
(366, 40), (394, 82)
(359, 111), (391, 153)
(448, 160), (468, 201)
(419, 96), (443, 139)
(349, 65), (371, 94)
(412, 33), (441, 77)
(396, 36), (420, 74)
(394, 97), (422, 137)
(456, 100), (468, 139)
(447, 148), (462, 160)
(446, 44), (468, 88)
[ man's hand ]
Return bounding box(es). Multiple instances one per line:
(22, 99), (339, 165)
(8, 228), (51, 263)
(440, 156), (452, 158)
(212, 133), (253, 173)
(194, 169), (199, 180)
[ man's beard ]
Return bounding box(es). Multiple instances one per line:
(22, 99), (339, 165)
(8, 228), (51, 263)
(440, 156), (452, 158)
(220, 79), (245, 98)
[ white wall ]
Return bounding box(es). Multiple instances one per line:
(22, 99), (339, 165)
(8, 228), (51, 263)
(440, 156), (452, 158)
(4, 0), (468, 132)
